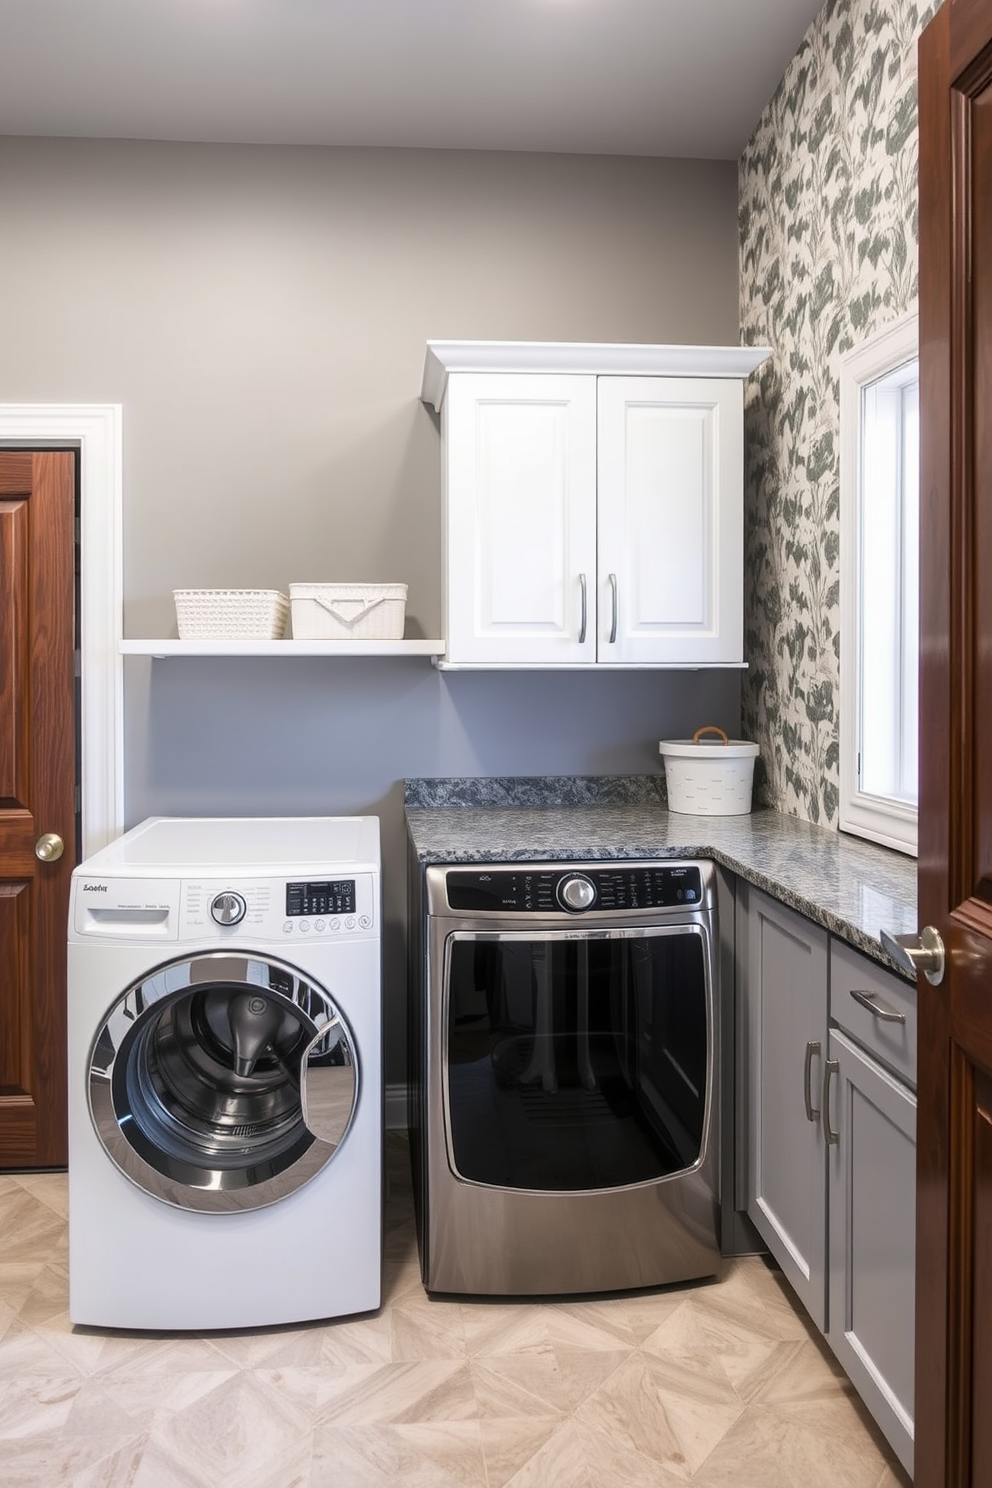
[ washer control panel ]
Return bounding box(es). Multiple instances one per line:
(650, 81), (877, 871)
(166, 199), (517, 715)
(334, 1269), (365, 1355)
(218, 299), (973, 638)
(444, 863), (707, 915)
(286, 879), (356, 918)
(180, 873), (376, 941)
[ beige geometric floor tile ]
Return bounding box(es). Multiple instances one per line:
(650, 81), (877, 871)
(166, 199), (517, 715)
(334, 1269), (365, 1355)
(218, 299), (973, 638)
(477, 1416), (563, 1488)
(317, 1309), (395, 1368)
(0, 1374), (82, 1440)
(0, 1139), (915, 1488)
(309, 1420), (487, 1488)
(489, 1418), (601, 1488)
(43, 1326), (237, 1382)
(498, 1414), (689, 1488)
(65, 1435), (147, 1487)
(469, 1347), (628, 1416)
(0, 1264), (49, 1313)
(543, 1295), (639, 1352)
(77, 1368), (240, 1431)
(711, 1335), (806, 1401)
(469, 1358), (571, 1419)
(461, 1302), (554, 1359)
(0, 1378), (144, 1486)
(0, 1318), (92, 1379)
(315, 1359), (477, 1426)
(142, 1370), (313, 1488)
(388, 1290), (469, 1361)
(580, 1348), (744, 1480)
(688, 1403), (804, 1488)
(717, 1256), (814, 1342)
(15, 1264), (74, 1330)
(0, 1297), (20, 1343)
(11, 1172), (70, 1221)
(0, 1188), (67, 1264)
(620, 1285), (694, 1343)
(693, 1401), (894, 1488)
(207, 1322), (327, 1370)
(747, 1335), (861, 1426)
(643, 1295), (808, 1403)
(690, 1272), (806, 1350)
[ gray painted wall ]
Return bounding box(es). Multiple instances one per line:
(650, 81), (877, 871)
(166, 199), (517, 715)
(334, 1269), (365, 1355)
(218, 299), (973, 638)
(0, 137), (741, 1082)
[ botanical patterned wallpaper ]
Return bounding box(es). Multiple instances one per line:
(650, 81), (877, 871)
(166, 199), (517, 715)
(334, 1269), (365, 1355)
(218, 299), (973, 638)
(739, 0), (940, 826)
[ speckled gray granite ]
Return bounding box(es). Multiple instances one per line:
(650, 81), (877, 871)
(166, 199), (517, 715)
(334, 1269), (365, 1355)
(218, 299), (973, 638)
(404, 776), (917, 976)
(404, 775), (667, 808)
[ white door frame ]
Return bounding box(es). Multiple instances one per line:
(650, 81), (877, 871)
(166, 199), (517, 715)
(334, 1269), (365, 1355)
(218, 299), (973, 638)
(0, 404), (124, 857)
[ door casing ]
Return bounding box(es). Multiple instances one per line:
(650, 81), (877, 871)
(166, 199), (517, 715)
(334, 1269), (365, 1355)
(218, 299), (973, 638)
(0, 404), (123, 856)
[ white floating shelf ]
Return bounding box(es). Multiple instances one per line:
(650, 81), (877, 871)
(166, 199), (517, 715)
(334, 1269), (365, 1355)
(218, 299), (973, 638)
(120, 639), (445, 659)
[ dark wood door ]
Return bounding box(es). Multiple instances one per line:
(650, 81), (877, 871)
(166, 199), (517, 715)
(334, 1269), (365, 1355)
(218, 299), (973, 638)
(0, 451), (76, 1168)
(917, 1), (992, 1482)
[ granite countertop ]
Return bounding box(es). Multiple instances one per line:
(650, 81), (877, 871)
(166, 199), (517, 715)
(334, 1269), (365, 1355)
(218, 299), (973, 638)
(404, 776), (918, 975)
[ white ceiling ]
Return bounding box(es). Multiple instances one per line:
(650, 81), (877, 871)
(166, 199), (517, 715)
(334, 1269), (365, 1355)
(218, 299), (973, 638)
(0, 0), (825, 160)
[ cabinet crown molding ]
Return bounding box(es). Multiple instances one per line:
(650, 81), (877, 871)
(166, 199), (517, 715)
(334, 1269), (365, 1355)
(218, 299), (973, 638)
(421, 340), (772, 412)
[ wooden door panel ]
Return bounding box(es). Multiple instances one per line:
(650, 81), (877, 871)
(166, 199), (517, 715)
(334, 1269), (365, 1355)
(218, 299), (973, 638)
(918, 3), (992, 1483)
(0, 499), (29, 800)
(973, 1068), (992, 1485)
(0, 450), (76, 1168)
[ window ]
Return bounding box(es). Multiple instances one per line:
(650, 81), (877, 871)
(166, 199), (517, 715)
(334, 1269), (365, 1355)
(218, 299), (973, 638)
(839, 312), (919, 856)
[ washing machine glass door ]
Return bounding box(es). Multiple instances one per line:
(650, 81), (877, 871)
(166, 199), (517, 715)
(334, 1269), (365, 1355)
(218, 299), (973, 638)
(88, 952), (359, 1212)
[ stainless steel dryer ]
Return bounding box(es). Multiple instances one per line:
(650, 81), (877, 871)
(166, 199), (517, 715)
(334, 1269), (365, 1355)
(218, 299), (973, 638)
(409, 859), (721, 1295)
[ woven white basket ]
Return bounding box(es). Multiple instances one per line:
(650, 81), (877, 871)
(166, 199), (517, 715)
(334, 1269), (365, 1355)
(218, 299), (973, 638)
(173, 589), (289, 640)
(658, 726), (759, 816)
(289, 583), (407, 640)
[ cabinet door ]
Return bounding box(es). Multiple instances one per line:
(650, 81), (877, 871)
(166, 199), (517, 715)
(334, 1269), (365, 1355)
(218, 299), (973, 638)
(740, 885), (829, 1328)
(442, 373), (597, 666)
(826, 1028), (916, 1477)
(597, 376), (743, 665)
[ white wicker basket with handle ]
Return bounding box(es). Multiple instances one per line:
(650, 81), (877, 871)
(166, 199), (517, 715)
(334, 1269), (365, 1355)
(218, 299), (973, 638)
(289, 583), (407, 640)
(658, 725), (759, 816)
(173, 589), (289, 640)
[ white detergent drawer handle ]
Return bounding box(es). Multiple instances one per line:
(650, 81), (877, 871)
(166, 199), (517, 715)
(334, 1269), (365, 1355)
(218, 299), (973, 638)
(72, 877), (180, 936)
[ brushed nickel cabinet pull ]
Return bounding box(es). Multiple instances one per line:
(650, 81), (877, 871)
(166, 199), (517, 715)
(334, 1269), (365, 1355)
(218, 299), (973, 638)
(803, 1040), (821, 1123)
(849, 988), (906, 1024)
(822, 1059), (840, 1146)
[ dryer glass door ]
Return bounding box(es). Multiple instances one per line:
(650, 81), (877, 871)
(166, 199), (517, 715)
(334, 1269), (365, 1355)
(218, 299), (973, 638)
(88, 952), (359, 1211)
(443, 925), (712, 1192)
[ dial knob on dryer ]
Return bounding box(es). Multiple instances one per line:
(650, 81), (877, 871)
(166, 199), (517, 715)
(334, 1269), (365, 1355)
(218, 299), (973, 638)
(210, 891), (247, 926)
(557, 874), (596, 912)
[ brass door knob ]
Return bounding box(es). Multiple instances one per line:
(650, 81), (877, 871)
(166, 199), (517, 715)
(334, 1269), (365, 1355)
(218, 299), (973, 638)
(35, 832), (65, 863)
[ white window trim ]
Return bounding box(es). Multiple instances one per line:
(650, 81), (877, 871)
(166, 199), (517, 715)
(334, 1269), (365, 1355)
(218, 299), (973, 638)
(839, 312), (918, 857)
(0, 405), (124, 858)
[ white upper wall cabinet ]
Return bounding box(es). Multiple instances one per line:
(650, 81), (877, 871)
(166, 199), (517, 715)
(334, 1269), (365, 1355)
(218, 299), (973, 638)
(423, 342), (770, 670)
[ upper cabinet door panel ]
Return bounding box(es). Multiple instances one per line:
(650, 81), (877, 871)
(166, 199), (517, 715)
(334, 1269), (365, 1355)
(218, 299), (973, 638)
(597, 377), (743, 665)
(443, 374), (597, 666)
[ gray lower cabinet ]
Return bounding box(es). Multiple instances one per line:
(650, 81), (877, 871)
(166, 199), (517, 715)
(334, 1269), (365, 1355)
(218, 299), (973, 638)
(738, 883), (917, 1476)
(738, 883), (829, 1328)
(826, 942), (917, 1477)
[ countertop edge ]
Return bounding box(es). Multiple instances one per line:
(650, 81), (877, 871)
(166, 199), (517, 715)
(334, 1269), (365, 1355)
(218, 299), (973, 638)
(404, 801), (917, 980)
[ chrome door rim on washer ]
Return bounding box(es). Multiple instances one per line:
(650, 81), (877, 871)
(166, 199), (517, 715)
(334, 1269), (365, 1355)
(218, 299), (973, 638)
(88, 951), (360, 1212)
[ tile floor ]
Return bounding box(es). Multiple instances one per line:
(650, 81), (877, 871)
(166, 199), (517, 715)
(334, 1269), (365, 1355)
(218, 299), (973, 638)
(0, 1135), (911, 1487)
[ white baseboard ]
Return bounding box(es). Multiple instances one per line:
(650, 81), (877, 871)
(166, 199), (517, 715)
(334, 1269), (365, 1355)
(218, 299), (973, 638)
(385, 1083), (407, 1130)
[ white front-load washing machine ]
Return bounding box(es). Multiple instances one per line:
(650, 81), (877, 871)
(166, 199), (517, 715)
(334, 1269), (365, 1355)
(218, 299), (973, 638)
(67, 815), (382, 1330)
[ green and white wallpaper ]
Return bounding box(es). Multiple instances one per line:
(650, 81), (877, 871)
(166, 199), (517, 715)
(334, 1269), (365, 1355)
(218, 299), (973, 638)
(739, 0), (940, 826)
